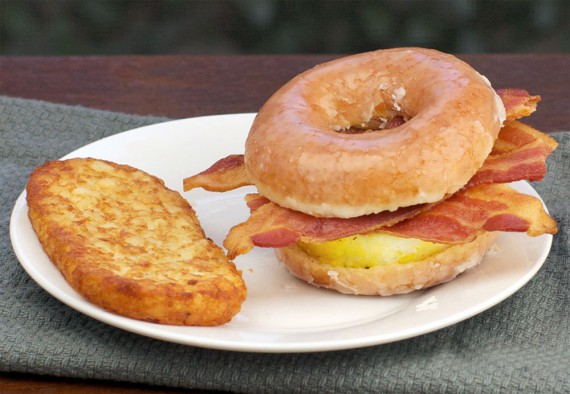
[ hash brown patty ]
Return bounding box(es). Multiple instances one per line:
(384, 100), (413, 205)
(26, 158), (246, 326)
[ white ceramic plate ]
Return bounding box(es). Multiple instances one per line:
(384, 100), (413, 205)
(10, 113), (553, 353)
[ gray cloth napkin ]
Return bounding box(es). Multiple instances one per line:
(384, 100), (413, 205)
(1, 96), (569, 393)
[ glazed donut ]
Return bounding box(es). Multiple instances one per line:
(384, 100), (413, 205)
(245, 48), (506, 218)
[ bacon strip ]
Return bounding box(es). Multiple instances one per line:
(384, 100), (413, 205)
(497, 89), (541, 122)
(183, 154), (249, 192)
(466, 121), (558, 187)
(380, 184), (557, 244)
(224, 184), (557, 258)
(184, 90), (543, 193)
(224, 195), (434, 258)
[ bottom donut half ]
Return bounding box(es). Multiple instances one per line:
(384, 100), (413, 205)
(275, 231), (499, 296)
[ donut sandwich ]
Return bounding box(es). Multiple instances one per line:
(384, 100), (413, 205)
(184, 48), (558, 295)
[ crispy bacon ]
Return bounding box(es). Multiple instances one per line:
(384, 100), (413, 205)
(380, 184), (557, 244)
(224, 184), (557, 258)
(183, 154), (249, 192)
(224, 194), (434, 258)
(497, 89), (541, 122)
(466, 121), (558, 187)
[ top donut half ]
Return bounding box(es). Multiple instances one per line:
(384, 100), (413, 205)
(245, 48), (506, 218)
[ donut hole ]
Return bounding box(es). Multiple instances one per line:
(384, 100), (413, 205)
(342, 114), (407, 134)
(324, 86), (412, 134)
(339, 100), (410, 134)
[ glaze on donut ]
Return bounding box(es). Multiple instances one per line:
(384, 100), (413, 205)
(245, 48), (506, 218)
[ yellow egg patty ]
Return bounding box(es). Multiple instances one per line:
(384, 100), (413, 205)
(298, 233), (450, 268)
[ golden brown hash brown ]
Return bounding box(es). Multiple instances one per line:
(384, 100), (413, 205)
(26, 158), (246, 326)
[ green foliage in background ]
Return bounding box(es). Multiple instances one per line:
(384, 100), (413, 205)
(1, 0), (568, 55)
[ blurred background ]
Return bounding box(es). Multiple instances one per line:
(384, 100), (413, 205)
(1, 0), (568, 55)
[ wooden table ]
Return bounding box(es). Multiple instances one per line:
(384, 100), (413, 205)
(1, 54), (569, 132)
(1, 53), (569, 393)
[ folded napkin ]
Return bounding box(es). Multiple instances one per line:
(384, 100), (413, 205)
(1, 96), (568, 393)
